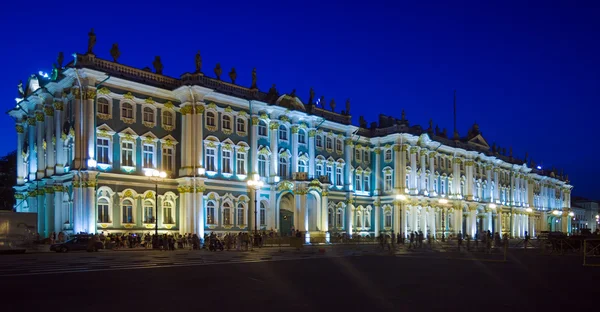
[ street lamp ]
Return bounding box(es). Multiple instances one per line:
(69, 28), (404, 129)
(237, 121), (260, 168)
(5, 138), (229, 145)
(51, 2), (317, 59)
(145, 169), (167, 240)
(247, 173), (264, 236)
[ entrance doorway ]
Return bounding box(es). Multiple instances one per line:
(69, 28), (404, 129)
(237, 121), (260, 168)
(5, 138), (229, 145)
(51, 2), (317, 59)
(279, 192), (294, 236)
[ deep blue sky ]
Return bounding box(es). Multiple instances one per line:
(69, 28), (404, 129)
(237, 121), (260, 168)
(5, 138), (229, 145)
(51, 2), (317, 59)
(1, 1), (598, 199)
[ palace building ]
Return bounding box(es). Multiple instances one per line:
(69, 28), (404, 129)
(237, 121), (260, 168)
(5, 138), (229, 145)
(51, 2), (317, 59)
(9, 35), (574, 241)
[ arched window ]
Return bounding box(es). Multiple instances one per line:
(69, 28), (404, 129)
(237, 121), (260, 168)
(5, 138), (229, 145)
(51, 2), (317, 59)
(237, 203), (245, 226)
(143, 199), (154, 223)
(279, 156), (288, 178)
(258, 121), (267, 136)
(384, 149), (392, 162)
(326, 137), (332, 150)
(356, 211), (362, 228)
(98, 98), (110, 114)
(336, 209), (343, 228)
(143, 107), (154, 123)
(236, 118), (246, 133)
(259, 202), (266, 226)
(298, 130), (306, 144)
(328, 208), (333, 230)
(223, 202), (232, 225)
(258, 154), (268, 177)
(298, 160), (307, 173)
(206, 112), (216, 127)
(336, 167), (343, 186)
(278, 125), (288, 141)
(316, 135), (322, 148)
(206, 201), (216, 225)
(222, 115), (232, 130)
(163, 201), (174, 224)
(121, 103), (133, 119)
(365, 211), (371, 228)
(355, 173), (362, 191)
(335, 139), (342, 153)
(384, 211), (392, 228)
(98, 198), (110, 223)
(162, 111), (173, 127)
(363, 174), (370, 192)
(122, 199), (134, 224)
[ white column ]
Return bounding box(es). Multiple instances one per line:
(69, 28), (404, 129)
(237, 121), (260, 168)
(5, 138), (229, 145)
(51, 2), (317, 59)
(374, 147), (381, 195)
(73, 87), (83, 170)
(45, 188), (54, 237)
(28, 120), (36, 181)
(186, 110), (193, 168)
(393, 202), (400, 234)
(291, 126), (299, 173)
(196, 187), (204, 238)
(466, 160), (474, 200)
(85, 177), (97, 234)
(36, 112), (45, 180)
(429, 208), (436, 238)
(346, 202), (354, 237)
(195, 107), (203, 169)
(308, 130), (315, 178)
(270, 187), (278, 231)
(178, 188), (187, 235)
(409, 147), (417, 193)
(374, 203), (380, 235)
(344, 137), (353, 189)
(179, 110), (188, 175)
(251, 117), (258, 174)
(45, 106), (55, 176)
(84, 88), (95, 167)
(452, 158), (460, 197)
(54, 101), (65, 174)
(269, 122), (278, 177)
(16, 123), (25, 185)
(420, 150), (427, 194)
(321, 190), (329, 232)
(493, 168), (500, 202)
(429, 153), (435, 194)
(486, 165), (492, 201)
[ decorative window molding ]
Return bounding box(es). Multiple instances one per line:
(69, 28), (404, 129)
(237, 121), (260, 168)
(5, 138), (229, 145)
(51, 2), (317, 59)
(222, 113), (233, 135)
(119, 99), (136, 124)
(160, 135), (178, 174)
(278, 124), (288, 141)
(258, 120), (268, 137)
(236, 116), (247, 136)
(119, 189), (138, 225)
(97, 96), (112, 120)
(140, 132), (159, 170)
(118, 128), (139, 172)
(97, 186), (114, 224)
(236, 142), (249, 178)
(161, 109), (175, 131)
(96, 124), (115, 169)
(141, 104), (157, 128)
(384, 149), (392, 163)
(205, 110), (217, 132)
(298, 129), (307, 145)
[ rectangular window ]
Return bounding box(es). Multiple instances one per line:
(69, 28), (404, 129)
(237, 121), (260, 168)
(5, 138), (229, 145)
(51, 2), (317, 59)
(384, 150), (392, 162)
(336, 167), (342, 186)
(258, 122), (267, 136)
(316, 164), (323, 177)
(335, 139), (342, 153)
(122, 204), (133, 224)
(98, 203), (109, 223)
(207, 205), (215, 225)
(355, 149), (361, 162)
(364, 151), (369, 163)
(121, 142), (134, 167)
(143, 145), (154, 168)
(162, 147), (173, 172)
(316, 136), (322, 148)
(237, 207), (245, 225)
(258, 155), (267, 177)
(237, 152), (246, 175)
(260, 207), (266, 226)
(97, 138), (110, 164)
(364, 175), (370, 192)
(355, 174), (362, 191)
(385, 213), (392, 228)
(385, 174), (392, 191)
(326, 138), (332, 150)
(236, 118), (245, 133)
(162, 111), (173, 126)
(326, 166), (333, 184)
(206, 149), (216, 172)
(223, 150), (232, 174)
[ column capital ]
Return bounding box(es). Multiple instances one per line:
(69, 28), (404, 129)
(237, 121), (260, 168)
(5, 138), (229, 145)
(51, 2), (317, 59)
(16, 124), (25, 133)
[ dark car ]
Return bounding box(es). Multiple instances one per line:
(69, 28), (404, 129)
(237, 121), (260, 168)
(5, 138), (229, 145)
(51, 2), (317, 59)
(50, 237), (103, 253)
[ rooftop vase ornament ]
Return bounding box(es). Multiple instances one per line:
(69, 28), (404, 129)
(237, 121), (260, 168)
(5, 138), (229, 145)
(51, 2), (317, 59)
(330, 98), (336, 112)
(57, 52), (64, 68)
(229, 67), (237, 84)
(153, 56), (163, 74)
(345, 98), (351, 115)
(110, 43), (121, 62)
(309, 88), (315, 104)
(195, 50), (202, 73)
(214, 63), (222, 80)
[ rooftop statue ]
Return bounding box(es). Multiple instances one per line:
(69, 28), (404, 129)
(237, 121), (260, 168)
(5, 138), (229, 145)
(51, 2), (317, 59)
(435, 124), (440, 135)
(18, 80), (24, 97)
(153, 56), (163, 75)
(345, 98), (350, 115)
(319, 96), (325, 107)
(359, 116), (367, 128)
(509, 147), (513, 157)
(308, 88), (315, 104)
(229, 67), (237, 84)
(195, 51), (202, 73)
(57, 52), (64, 68)
(290, 89), (296, 97)
(442, 128), (447, 138)
(268, 84), (278, 95)
(429, 119), (433, 130)
(251, 68), (257, 89)
(87, 28), (96, 54)
(214, 63), (222, 80)
(330, 98), (336, 112)
(51, 63), (59, 81)
(110, 43), (120, 62)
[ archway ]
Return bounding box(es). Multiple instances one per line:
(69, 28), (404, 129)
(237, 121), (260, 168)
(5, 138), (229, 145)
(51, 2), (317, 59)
(279, 192), (294, 236)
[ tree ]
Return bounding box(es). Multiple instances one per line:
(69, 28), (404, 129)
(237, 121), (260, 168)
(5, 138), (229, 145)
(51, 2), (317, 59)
(0, 150), (16, 210)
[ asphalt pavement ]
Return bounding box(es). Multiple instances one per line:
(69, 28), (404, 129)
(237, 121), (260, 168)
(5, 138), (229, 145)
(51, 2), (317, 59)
(0, 246), (596, 312)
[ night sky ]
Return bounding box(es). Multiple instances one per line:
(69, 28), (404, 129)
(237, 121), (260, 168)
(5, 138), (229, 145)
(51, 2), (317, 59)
(1, 1), (598, 199)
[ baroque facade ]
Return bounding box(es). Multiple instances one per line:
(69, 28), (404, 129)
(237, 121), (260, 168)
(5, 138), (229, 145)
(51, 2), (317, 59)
(10, 50), (574, 241)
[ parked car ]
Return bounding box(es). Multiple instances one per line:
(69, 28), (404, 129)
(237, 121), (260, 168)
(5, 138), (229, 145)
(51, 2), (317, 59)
(50, 237), (103, 253)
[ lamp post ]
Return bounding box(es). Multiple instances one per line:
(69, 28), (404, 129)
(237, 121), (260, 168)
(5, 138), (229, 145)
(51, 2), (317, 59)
(247, 174), (264, 236)
(145, 169), (167, 240)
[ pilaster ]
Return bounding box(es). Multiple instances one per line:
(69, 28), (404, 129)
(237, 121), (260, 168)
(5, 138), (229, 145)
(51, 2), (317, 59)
(36, 111), (45, 180)
(44, 104), (55, 176)
(16, 123), (25, 185)
(269, 122), (278, 178)
(291, 125), (299, 173)
(374, 146), (381, 195)
(54, 100), (66, 174)
(251, 117), (259, 174)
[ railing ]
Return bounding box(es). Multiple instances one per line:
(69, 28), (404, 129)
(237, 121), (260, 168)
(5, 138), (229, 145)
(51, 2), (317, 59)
(583, 239), (600, 266)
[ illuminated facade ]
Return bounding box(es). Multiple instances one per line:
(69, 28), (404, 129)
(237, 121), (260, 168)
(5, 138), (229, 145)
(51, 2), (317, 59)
(9, 50), (574, 240)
